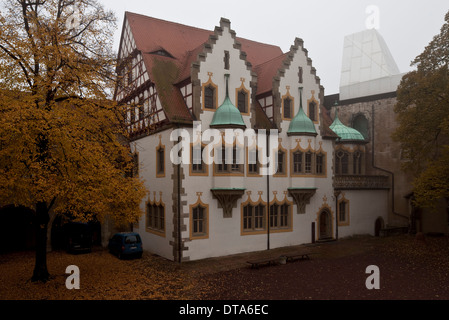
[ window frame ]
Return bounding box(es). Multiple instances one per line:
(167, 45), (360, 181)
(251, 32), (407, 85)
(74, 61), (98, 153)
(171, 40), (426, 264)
(338, 197), (350, 226)
(190, 199), (209, 240)
(214, 144), (244, 176)
(145, 200), (166, 237)
(268, 199), (292, 232)
(156, 141), (165, 178)
(241, 198), (267, 235)
(202, 77), (218, 111)
(190, 143), (209, 176)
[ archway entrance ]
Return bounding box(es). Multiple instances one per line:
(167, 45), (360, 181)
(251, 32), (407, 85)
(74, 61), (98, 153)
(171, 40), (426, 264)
(375, 217), (384, 237)
(319, 210), (332, 240)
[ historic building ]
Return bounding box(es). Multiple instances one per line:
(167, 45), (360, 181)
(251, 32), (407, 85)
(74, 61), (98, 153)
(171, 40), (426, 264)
(325, 29), (448, 236)
(114, 12), (390, 262)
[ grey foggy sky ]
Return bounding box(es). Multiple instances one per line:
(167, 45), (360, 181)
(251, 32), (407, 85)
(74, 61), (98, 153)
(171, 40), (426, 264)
(102, 0), (447, 94)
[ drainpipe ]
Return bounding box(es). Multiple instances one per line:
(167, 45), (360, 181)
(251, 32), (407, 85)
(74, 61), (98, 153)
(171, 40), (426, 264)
(334, 190), (341, 240)
(371, 105), (409, 223)
(266, 130), (270, 251)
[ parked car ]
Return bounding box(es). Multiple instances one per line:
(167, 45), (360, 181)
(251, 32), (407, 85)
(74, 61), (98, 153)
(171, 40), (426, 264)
(108, 232), (143, 259)
(64, 222), (93, 254)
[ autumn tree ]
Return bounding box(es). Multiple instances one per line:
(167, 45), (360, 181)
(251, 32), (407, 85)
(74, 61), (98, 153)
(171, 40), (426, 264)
(393, 10), (449, 209)
(0, 0), (146, 282)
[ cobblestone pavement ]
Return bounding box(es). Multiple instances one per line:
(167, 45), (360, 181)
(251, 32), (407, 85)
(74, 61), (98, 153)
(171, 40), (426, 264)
(1, 234), (448, 300)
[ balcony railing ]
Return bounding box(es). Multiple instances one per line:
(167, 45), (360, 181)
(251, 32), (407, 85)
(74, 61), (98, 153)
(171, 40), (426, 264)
(334, 175), (390, 190)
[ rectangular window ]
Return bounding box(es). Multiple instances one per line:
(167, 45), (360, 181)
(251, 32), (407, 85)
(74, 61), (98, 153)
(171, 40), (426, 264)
(269, 203), (290, 230)
(316, 153), (324, 175)
(248, 148), (259, 174)
(309, 102), (317, 122)
(305, 152), (312, 174)
(275, 150), (285, 175)
(204, 85), (215, 109)
(243, 204), (266, 232)
(280, 204), (289, 227)
(147, 204), (165, 233)
(254, 205), (265, 230)
(353, 152), (362, 175)
(216, 146), (243, 174)
(217, 147), (228, 173)
(270, 203), (279, 228)
(224, 51), (230, 70)
(192, 145), (206, 174)
(231, 147), (240, 172)
(283, 98), (292, 119)
(158, 205), (164, 231)
(193, 206), (205, 235)
(243, 204), (253, 230)
(293, 151), (303, 174)
(298, 67), (303, 84)
(157, 147), (165, 176)
(339, 201), (348, 224)
(238, 90), (247, 113)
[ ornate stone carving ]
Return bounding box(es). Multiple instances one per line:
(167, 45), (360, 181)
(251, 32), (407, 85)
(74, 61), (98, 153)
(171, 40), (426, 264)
(211, 188), (245, 218)
(287, 188), (317, 214)
(334, 175), (390, 190)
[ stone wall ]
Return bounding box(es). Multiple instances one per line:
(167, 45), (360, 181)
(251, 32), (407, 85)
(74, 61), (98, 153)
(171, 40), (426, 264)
(326, 93), (413, 228)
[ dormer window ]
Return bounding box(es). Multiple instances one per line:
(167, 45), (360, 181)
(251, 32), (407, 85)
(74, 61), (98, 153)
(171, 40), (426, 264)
(149, 49), (174, 59)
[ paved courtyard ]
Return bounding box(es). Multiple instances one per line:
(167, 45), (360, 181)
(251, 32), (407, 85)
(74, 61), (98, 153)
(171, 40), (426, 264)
(1, 234), (448, 300)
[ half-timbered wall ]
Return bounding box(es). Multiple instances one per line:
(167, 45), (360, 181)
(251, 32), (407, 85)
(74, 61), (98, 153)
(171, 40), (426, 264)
(116, 18), (168, 139)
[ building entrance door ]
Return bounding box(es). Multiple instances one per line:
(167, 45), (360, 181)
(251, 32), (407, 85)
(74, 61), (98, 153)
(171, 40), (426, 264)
(319, 210), (331, 240)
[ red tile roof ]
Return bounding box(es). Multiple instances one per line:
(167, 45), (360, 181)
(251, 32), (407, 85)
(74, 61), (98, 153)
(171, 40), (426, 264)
(123, 12), (327, 128)
(124, 12), (286, 124)
(253, 53), (289, 95)
(125, 12), (284, 68)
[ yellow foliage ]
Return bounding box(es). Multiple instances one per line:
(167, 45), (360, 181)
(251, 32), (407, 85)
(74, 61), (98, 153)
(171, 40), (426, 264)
(0, 0), (147, 226)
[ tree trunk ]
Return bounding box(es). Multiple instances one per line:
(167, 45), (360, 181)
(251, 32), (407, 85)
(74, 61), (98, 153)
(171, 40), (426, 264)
(31, 202), (50, 282)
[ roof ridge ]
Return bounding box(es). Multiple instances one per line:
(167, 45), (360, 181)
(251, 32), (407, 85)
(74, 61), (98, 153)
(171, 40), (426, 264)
(126, 11), (283, 56)
(125, 11), (212, 35)
(254, 52), (289, 69)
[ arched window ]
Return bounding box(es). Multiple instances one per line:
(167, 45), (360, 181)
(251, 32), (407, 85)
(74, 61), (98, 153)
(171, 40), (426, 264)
(353, 114), (369, 140)
(336, 150), (349, 175)
(353, 151), (363, 175)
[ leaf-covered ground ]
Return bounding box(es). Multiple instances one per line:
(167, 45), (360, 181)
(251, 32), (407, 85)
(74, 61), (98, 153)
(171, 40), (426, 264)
(1, 234), (449, 300)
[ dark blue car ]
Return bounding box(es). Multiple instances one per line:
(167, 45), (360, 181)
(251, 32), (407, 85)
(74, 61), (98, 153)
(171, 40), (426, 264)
(108, 232), (143, 259)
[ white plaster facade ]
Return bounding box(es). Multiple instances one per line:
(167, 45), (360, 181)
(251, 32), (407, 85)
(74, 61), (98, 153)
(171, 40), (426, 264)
(118, 14), (391, 262)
